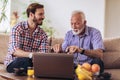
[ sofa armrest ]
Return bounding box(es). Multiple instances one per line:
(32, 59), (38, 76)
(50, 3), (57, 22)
(0, 34), (9, 64)
(103, 51), (120, 69)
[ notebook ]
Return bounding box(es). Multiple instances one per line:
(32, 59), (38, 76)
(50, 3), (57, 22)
(33, 53), (74, 79)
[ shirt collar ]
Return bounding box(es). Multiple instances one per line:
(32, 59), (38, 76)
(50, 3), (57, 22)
(35, 26), (41, 33)
(84, 26), (89, 36)
(24, 21), (29, 29)
(24, 21), (41, 33)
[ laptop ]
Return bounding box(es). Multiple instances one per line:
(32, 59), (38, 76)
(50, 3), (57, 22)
(33, 53), (74, 79)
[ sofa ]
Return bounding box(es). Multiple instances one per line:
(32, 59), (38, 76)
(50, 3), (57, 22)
(0, 33), (120, 80)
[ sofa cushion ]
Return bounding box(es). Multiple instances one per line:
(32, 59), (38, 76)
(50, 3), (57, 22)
(103, 51), (120, 69)
(0, 34), (9, 63)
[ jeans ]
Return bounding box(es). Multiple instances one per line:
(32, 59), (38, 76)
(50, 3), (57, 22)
(6, 58), (33, 73)
(90, 58), (104, 73)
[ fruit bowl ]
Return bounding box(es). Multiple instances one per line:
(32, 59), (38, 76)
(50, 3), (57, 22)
(75, 63), (101, 80)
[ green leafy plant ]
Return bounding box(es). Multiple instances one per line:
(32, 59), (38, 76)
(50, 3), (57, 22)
(41, 19), (56, 38)
(0, 0), (8, 23)
(41, 19), (56, 46)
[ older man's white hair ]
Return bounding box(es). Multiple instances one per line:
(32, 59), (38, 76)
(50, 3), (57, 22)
(72, 10), (86, 22)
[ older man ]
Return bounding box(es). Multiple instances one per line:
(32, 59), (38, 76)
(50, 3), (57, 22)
(53, 10), (104, 73)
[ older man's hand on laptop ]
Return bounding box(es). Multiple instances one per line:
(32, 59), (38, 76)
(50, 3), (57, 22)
(66, 46), (83, 54)
(52, 44), (62, 53)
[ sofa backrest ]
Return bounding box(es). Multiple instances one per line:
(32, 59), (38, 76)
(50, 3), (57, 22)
(0, 34), (120, 69)
(103, 37), (120, 69)
(49, 37), (64, 46)
(104, 38), (120, 52)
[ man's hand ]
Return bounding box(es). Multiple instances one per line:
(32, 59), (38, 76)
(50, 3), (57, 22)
(13, 48), (30, 58)
(52, 44), (62, 53)
(66, 46), (83, 54)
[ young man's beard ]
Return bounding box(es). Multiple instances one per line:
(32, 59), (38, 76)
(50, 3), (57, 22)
(33, 16), (43, 26)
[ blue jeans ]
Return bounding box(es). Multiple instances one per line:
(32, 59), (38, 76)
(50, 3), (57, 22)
(6, 58), (33, 73)
(90, 58), (104, 73)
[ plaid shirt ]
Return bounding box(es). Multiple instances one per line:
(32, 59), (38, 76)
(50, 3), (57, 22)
(4, 21), (49, 66)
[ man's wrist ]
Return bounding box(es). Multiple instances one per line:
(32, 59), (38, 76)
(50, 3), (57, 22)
(78, 48), (85, 54)
(81, 49), (85, 54)
(28, 53), (33, 59)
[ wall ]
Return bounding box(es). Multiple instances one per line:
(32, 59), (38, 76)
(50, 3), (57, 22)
(11, 0), (105, 38)
(39, 0), (105, 38)
(105, 0), (120, 38)
(11, 0), (30, 21)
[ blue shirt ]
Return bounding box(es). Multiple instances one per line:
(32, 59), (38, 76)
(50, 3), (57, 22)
(62, 26), (104, 65)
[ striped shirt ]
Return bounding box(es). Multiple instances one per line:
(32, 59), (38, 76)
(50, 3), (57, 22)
(62, 26), (104, 65)
(4, 21), (48, 66)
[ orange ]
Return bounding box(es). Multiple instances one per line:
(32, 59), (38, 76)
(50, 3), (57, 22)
(91, 64), (100, 73)
(82, 62), (91, 71)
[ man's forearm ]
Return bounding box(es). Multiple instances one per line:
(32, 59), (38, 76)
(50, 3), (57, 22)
(13, 49), (31, 58)
(81, 49), (103, 60)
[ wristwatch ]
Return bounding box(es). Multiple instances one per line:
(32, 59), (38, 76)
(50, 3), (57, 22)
(28, 53), (33, 59)
(81, 49), (85, 54)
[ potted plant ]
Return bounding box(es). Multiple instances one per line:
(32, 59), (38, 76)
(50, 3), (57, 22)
(41, 19), (56, 46)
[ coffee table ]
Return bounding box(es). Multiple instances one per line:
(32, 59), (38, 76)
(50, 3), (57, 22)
(0, 75), (14, 80)
(0, 75), (72, 80)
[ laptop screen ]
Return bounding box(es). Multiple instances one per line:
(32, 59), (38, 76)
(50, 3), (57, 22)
(33, 53), (74, 79)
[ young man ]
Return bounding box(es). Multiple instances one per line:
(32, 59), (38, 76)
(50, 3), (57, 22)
(52, 10), (105, 73)
(4, 3), (49, 73)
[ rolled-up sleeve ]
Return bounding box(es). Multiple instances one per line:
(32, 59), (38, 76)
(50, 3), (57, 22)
(91, 30), (105, 50)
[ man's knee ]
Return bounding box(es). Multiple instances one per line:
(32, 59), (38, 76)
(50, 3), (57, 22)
(6, 58), (32, 73)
